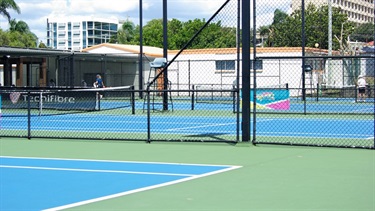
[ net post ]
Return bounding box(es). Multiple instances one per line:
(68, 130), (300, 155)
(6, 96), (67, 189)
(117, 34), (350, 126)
(147, 86), (151, 143)
(195, 85), (199, 102)
(39, 92), (42, 116)
(232, 85), (236, 113)
(27, 92), (31, 140)
(131, 85), (135, 115)
(0, 95), (2, 130)
(191, 85), (195, 110)
(316, 83), (319, 102)
(95, 92), (100, 110)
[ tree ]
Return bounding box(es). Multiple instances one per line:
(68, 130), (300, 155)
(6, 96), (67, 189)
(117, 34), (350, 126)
(272, 9), (288, 25)
(38, 41), (47, 48)
(122, 18), (235, 50)
(116, 19), (136, 44)
(266, 9), (289, 47)
(142, 19), (163, 48)
(0, 0), (20, 22)
(350, 22), (374, 43)
(257, 25), (270, 47)
(167, 18), (184, 49)
(0, 28), (10, 44)
(9, 18), (29, 33)
(268, 3), (353, 50)
(0, 18), (38, 47)
(305, 4), (353, 50)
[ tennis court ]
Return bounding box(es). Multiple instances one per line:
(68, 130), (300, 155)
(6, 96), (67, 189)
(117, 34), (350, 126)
(2, 113), (373, 140)
(0, 156), (240, 210)
(0, 138), (374, 210)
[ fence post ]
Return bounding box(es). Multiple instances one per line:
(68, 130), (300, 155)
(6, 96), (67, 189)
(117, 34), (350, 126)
(191, 85), (195, 110)
(131, 85), (135, 115)
(27, 92), (31, 140)
(147, 87), (151, 143)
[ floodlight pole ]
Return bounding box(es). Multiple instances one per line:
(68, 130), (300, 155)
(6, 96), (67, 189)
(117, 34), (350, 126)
(3, 55), (11, 86)
(327, 0), (332, 87)
(163, 0), (169, 111)
(241, 0), (251, 142)
(252, 0), (257, 144)
(328, 0), (332, 56)
(302, 0), (307, 102)
(139, 0), (144, 99)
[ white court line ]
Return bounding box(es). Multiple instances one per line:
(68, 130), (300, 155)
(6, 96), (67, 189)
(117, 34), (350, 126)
(0, 156), (238, 167)
(351, 107), (375, 112)
(258, 118), (374, 123)
(166, 122), (236, 131)
(0, 156), (241, 211)
(3, 118), (224, 126)
(0, 165), (196, 177)
(256, 118), (276, 122)
(260, 131), (371, 136)
(42, 165), (241, 211)
(0, 126), (237, 135)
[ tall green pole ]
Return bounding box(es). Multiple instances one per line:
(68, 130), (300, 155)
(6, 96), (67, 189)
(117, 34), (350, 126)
(241, 0), (250, 142)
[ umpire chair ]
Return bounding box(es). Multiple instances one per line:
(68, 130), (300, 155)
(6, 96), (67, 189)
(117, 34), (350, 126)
(143, 58), (173, 112)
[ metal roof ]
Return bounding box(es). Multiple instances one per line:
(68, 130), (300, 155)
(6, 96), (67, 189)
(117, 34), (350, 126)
(0, 46), (75, 57)
(0, 46), (141, 62)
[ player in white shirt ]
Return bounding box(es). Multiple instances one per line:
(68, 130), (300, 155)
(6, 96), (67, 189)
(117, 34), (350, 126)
(357, 75), (367, 102)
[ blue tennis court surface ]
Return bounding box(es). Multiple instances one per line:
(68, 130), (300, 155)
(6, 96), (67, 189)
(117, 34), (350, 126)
(0, 156), (241, 211)
(1, 114), (373, 140)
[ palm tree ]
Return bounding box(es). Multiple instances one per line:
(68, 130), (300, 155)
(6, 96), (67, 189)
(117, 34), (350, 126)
(0, 0), (21, 23)
(117, 20), (135, 44)
(9, 18), (29, 33)
(257, 25), (270, 47)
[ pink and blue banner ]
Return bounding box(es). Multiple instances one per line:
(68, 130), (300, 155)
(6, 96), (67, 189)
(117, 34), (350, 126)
(241, 89), (290, 110)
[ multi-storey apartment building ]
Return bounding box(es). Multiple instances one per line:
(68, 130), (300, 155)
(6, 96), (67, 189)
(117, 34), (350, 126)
(47, 17), (121, 51)
(291, 0), (374, 24)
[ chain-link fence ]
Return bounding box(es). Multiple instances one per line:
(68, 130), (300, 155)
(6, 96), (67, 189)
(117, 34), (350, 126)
(250, 0), (374, 149)
(1, 0), (374, 149)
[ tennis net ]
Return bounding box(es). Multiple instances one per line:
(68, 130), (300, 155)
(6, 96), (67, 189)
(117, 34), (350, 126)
(194, 84), (237, 104)
(319, 85), (357, 98)
(256, 83), (289, 90)
(0, 85), (135, 116)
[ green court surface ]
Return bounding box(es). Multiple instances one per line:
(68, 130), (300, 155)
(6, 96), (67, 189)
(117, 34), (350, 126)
(1, 137), (374, 211)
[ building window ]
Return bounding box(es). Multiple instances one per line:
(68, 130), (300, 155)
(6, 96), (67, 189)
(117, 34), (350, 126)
(216, 60), (235, 71)
(58, 23), (66, 30)
(110, 23), (117, 31)
(87, 22), (93, 29)
(250, 60), (263, 70)
(215, 60), (236, 74)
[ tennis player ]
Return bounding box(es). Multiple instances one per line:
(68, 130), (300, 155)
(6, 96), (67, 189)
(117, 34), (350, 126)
(94, 74), (105, 88)
(94, 74), (105, 99)
(357, 75), (366, 102)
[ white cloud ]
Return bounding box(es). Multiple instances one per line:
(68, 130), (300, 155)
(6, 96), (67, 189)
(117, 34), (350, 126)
(69, 0), (139, 14)
(0, 0), (289, 44)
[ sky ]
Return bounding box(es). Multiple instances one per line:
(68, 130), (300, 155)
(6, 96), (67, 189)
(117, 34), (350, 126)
(0, 0), (291, 44)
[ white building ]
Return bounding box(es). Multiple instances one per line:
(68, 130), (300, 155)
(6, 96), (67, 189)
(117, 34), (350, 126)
(2, 44), (368, 96)
(291, 0), (374, 24)
(83, 44), (366, 97)
(47, 17), (123, 51)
